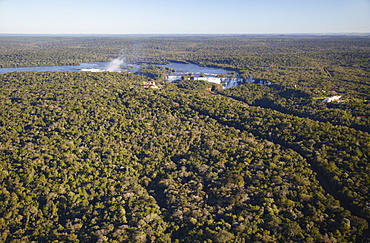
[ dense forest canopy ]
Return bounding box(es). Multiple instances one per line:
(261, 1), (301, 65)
(0, 35), (369, 242)
(0, 35), (369, 91)
(1, 35), (370, 100)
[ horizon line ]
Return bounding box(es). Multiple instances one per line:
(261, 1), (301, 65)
(1, 32), (370, 36)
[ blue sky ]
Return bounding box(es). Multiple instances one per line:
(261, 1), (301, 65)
(0, 0), (369, 34)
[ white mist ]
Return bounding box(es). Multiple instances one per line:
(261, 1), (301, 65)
(106, 57), (125, 72)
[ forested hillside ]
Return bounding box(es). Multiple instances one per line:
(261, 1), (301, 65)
(0, 35), (369, 242)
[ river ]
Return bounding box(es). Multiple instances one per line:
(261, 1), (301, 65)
(0, 61), (229, 75)
(0, 61), (259, 89)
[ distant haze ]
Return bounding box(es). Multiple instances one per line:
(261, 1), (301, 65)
(0, 0), (369, 34)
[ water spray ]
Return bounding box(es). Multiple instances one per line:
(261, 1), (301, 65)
(106, 50), (126, 72)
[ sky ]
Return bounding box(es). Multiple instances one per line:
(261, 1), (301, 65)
(0, 0), (369, 34)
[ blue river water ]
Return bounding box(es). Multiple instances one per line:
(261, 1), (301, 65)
(0, 62), (100, 74)
(0, 61), (250, 89)
(0, 62), (229, 75)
